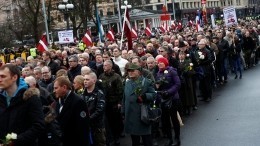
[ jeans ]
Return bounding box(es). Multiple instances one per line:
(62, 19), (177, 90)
(233, 57), (242, 76)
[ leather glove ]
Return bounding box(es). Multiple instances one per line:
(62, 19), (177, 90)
(162, 91), (169, 97)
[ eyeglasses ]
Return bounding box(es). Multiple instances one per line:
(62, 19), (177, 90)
(127, 69), (135, 72)
(69, 60), (77, 63)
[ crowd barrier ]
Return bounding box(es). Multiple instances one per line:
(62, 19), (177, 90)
(0, 52), (29, 63)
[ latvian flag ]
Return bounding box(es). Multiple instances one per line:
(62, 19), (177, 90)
(160, 22), (169, 33)
(37, 33), (48, 52)
(131, 28), (138, 39)
(145, 24), (152, 37)
(82, 30), (93, 47)
(106, 29), (115, 41)
(123, 7), (133, 50)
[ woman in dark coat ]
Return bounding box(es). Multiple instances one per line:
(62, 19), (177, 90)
(155, 57), (181, 146)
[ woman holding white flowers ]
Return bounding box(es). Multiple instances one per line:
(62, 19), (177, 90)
(155, 57), (181, 146)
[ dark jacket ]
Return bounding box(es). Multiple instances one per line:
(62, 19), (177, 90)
(243, 36), (256, 52)
(82, 87), (106, 128)
(48, 60), (60, 75)
(56, 91), (90, 146)
(68, 65), (82, 82)
(38, 76), (55, 89)
(156, 66), (181, 100)
(99, 71), (123, 104)
(96, 59), (122, 77)
(217, 39), (230, 60)
(0, 79), (45, 146)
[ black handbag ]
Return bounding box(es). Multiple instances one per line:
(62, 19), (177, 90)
(141, 103), (162, 125)
(161, 98), (172, 110)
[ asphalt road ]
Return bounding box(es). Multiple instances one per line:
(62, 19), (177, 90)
(118, 65), (260, 146)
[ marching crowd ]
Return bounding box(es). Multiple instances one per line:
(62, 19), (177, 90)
(0, 19), (259, 146)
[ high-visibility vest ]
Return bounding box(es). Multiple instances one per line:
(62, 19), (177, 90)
(30, 48), (37, 57)
(78, 43), (85, 51)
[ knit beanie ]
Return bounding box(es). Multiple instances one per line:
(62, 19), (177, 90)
(157, 57), (169, 67)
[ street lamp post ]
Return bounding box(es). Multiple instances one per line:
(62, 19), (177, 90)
(58, 0), (74, 30)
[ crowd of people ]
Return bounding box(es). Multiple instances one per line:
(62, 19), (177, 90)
(0, 19), (259, 146)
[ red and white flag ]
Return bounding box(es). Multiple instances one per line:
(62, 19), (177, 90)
(82, 29), (92, 47)
(160, 23), (166, 33)
(171, 21), (176, 30)
(37, 33), (48, 53)
(145, 24), (152, 37)
(177, 22), (182, 30)
(123, 7), (133, 50)
(188, 20), (193, 27)
(131, 28), (138, 38)
(160, 22), (169, 33)
(106, 29), (115, 41)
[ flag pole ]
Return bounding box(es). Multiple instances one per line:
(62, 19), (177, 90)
(119, 7), (127, 50)
(42, 0), (50, 44)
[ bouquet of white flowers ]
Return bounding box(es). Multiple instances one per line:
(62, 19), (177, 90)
(0, 133), (17, 146)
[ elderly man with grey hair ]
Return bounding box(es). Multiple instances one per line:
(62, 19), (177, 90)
(24, 76), (53, 106)
(68, 55), (82, 81)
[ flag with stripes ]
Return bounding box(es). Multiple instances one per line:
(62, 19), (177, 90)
(131, 27), (138, 38)
(37, 33), (48, 52)
(123, 7), (133, 50)
(82, 29), (93, 47)
(145, 23), (152, 37)
(106, 29), (115, 41)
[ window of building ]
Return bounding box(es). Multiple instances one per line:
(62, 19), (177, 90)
(190, 2), (193, 8)
(58, 15), (61, 22)
(186, 2), (189, 8)
(198, 2), (200, 8)
(194, 2), (197, 8)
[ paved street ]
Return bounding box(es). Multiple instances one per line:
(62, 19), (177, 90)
(119, 65), (260, 146)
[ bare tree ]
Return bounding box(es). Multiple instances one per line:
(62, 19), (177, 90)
(16, 0), (45, 43)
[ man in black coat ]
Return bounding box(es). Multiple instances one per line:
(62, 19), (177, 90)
(42, 51), (60, 75)
(54, 76), (90, 146)
(96, 51), (122, 77)
(67, 55), (82, 82)
(0, 64), (45, 146)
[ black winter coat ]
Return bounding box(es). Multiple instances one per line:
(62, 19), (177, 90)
(56, 91), (90, 146)
(82, 87), (106, 128)
(0, 88), (45, 146)
(68, 65), (82, 82)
